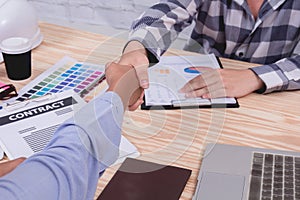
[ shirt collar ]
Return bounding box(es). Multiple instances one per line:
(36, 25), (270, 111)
(233, 0), (286, 9)
(266, 0), (287, 10)
(235, 0), (287, 34)
(259, 0), (286, 20)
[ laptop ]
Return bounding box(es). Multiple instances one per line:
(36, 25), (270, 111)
(193, 143), (300, 200)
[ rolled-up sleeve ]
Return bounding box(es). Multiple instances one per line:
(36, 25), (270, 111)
(129, 0), (200, 63)
(251, 55), (300, 93)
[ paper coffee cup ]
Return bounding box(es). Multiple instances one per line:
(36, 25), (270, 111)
(0, 37), (32, 80)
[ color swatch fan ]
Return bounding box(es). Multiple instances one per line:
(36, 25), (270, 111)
(13, 56), (105, 102)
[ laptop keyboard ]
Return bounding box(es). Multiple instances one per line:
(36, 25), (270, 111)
(248, 152), (300, 200)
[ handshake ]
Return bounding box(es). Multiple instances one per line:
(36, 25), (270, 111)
(106, 40), (264, 107)
(105, 62), (144, 111)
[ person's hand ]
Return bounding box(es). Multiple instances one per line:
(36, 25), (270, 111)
(117, 41), (150, 89)
(180, 67), (264, 98)
(106, 62), (144, 111)
(0, 157), (26, 177)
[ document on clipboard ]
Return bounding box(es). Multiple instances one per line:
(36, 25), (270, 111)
(0, 90), (139, 164)
(141, 54), (239, 110)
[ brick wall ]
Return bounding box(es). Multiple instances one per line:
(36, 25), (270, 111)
(28, 0), (157, 29)
(28, 0), (192, 48)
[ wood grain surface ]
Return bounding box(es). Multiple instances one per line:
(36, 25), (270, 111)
(1, 22), (299, 200)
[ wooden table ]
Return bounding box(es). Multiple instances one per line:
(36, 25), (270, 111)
(1, 22), (300, 200)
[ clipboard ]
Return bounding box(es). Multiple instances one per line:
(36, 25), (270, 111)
(141, 96), (239, 110)
(141, 55), (239, 110)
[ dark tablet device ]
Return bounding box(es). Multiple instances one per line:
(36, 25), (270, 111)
(97, 158), (192, 200)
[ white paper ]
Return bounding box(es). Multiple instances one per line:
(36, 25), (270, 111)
(0, 90), (139, 164)
(112, 136), (140, 166)
(0, 146), (3, 160)
(145, 54), (236, 106)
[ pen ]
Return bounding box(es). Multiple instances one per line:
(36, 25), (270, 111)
(2, 93), (54, 112)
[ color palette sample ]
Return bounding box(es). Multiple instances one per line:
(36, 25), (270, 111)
(14, 56), (105, 102)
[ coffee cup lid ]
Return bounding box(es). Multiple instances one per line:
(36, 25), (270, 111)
(0, 37), (31, 54)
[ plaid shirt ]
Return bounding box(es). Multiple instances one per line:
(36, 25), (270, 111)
(129, 0), (300, 94)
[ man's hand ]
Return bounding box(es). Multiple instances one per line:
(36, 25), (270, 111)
(0, 157), (26, 177)
(180, 67), (264, 98)
(117, 41), (150, 89)
(106, 62), (144, 111)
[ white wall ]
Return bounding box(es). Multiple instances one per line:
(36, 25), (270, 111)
(28, 0), (191, 48)
(28, 0), (157, 30)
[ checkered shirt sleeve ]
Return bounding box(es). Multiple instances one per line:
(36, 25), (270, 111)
(128, 0), (300, 94)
